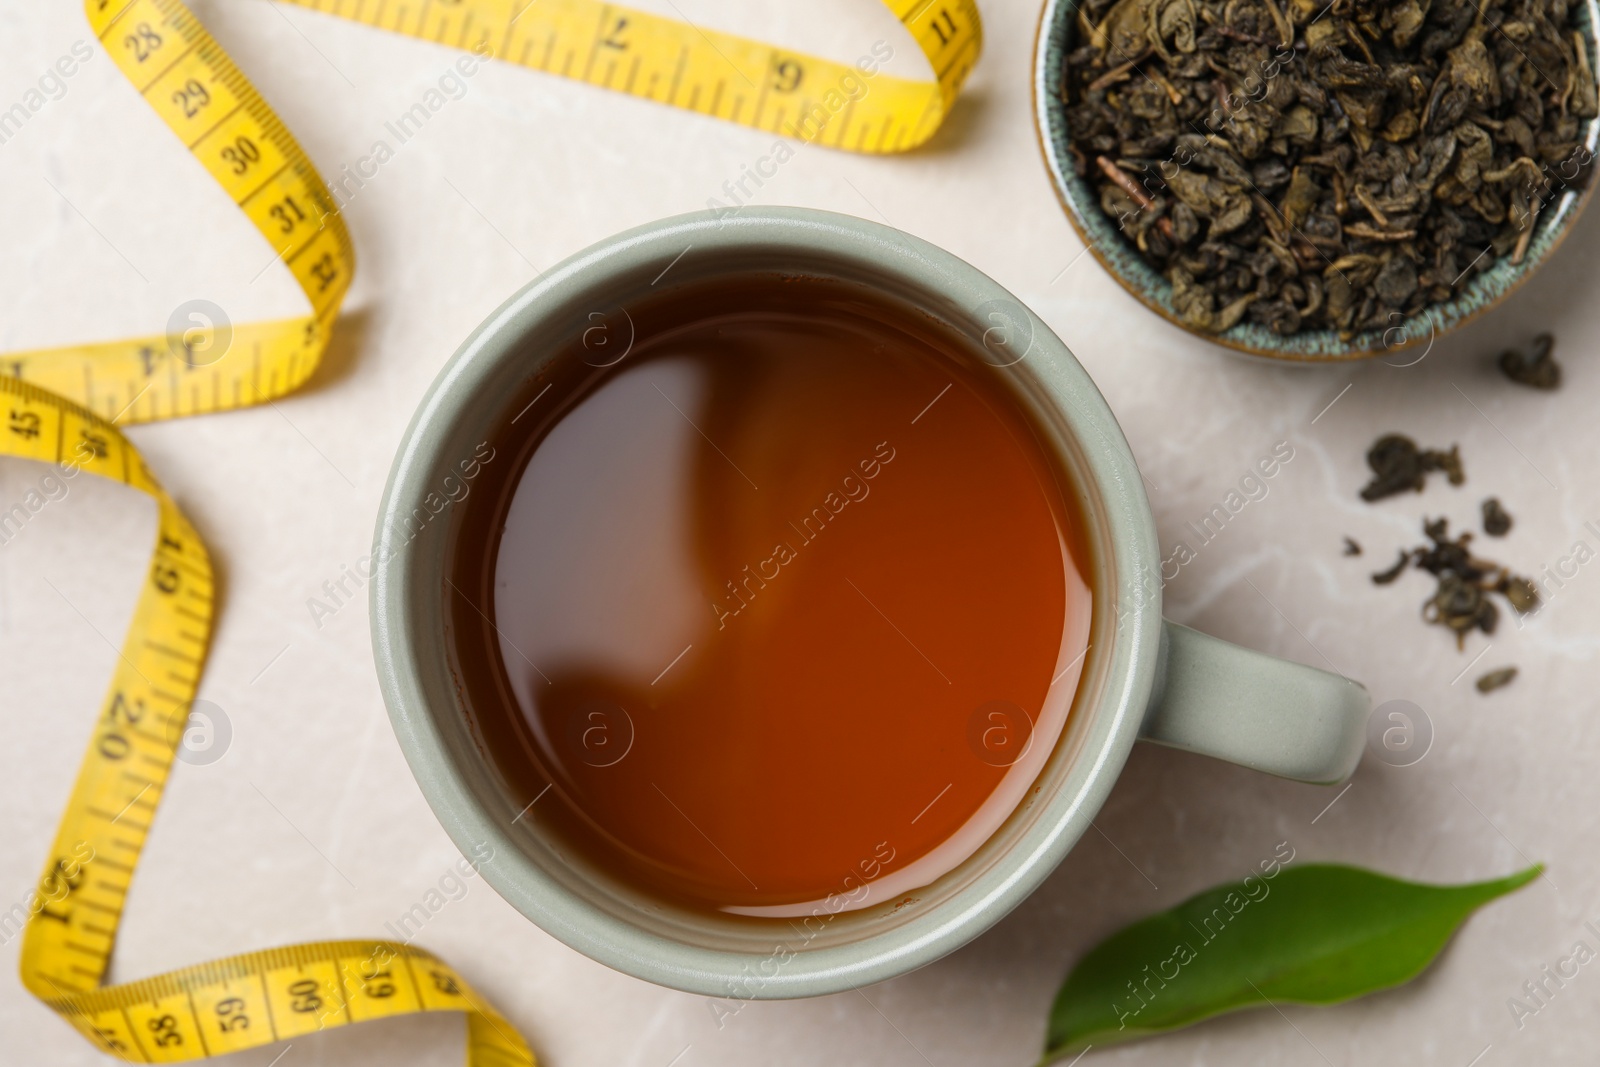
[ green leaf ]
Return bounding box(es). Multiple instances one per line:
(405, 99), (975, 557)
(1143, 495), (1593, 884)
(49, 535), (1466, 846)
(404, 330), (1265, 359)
(1042, 862), (1540, 1061)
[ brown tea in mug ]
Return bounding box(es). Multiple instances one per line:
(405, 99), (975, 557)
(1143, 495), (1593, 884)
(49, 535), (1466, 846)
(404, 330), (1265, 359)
(449, 276), (1093, 916)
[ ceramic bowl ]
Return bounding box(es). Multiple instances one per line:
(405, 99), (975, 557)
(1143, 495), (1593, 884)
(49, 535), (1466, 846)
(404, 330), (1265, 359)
(1032, 0), (1600, 362)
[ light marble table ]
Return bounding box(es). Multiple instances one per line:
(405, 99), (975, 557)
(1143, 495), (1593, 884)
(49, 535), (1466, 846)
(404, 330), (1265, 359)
(4, 1), (1598, 1064)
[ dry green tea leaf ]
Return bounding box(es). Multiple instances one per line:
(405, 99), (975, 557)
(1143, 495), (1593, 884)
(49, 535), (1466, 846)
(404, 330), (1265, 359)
(1482, 497), (1513, 536)
(1060, 0), (1597, 336)
(1359, 434), (1463, 501)
(1499, 333), (1562, 390)
(1476, 666), (1518, 692)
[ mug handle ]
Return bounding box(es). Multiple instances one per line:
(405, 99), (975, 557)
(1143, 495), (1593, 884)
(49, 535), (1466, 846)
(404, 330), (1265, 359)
(1139, 621), (1369, 785)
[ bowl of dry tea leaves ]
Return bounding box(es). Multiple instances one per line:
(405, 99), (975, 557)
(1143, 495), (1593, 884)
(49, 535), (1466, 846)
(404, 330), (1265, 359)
(1033, 0), (1600, 360)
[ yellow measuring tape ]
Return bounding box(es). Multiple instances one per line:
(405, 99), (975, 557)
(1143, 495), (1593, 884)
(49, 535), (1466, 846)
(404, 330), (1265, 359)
(7, 383), (530, 1065)
(10, 0), (981, 1061)
(284, 0), (982, 153)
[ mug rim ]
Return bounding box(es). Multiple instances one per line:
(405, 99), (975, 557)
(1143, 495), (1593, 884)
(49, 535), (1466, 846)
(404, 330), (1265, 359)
(370, 206), (1164, 997)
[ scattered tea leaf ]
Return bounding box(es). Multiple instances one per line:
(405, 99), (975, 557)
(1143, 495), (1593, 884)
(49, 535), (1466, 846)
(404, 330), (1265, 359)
(1409, 517), (1538, 648)
(1476, 666), (1519, 693)
(1360, 434), (1463, 501)
(1356, 430), (1538, 649)
(1343, 536), (1362, 556)
(1482, 497), (1513, 537)
(1499, 334), (1562, 390)
(1372, 549), (1411, 584)
(1042, 864), (1541, 1061)
(1426, 572), (1498, 645)
(1368, 518), (1539, 646)
(1431, 445), (1466, 488)
(1502, 575), (1540, 614)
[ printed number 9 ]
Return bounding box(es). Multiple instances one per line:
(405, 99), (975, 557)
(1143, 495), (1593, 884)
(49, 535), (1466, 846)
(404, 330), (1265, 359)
(772, 60), (803, 92)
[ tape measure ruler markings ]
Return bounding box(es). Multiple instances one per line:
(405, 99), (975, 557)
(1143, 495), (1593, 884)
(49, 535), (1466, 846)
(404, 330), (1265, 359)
(6, 382), (530, 1064)
(17, 0), (350, 426)
(280, 0), (982, 152)
(12, 0), (982, 1060)
(13, 3), (526, 1063)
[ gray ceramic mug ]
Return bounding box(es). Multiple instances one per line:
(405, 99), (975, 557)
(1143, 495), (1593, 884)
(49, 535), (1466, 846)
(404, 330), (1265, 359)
(371, 207), (1368, 1000)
